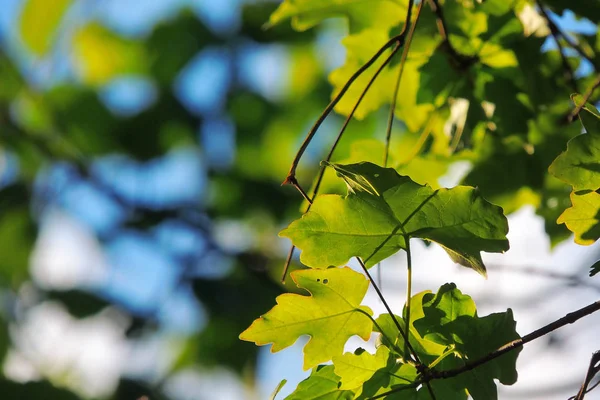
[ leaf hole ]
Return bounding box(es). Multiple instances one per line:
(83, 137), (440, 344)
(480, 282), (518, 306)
(374, 173), (380, 177)
(323, 279), (329, 284)
(316, 278), (320, 282)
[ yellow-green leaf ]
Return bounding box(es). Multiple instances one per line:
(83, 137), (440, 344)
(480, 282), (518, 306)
(240, 267), (373, 370)
(19, 0), (72, 55)
(72, 23), (147, 85)
(557, 191), (600, 245)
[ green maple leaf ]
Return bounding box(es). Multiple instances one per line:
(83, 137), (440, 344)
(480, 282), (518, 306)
(414, 284), (521, 400)
(239, 267), (373, 370)
(285, 365), (354, 400)
(280, 162), (509, 276)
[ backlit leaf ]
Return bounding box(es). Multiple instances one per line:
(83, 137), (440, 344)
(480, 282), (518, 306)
(19, 0), (72, 55)
(268, 0), (406, 33)
(414, 284), (521, 400)
(557, 191), (600, 245)
(240, 267), (373, 370)
(280, 162), (509, 276)
(285, 365), (354, 400)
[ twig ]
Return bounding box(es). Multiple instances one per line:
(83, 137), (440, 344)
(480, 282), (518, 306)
(282, 0), (416, 188)
(573, 351), (600, 400)
(427, 0), (476, 70)
(568, 74), (600, 122)
(536, 1), (598, 69)
(355, 257), (423, 368)
(489, 263), (600, 293)
(371, 298), (600, 398)
(535, 0), (578, 92)
(384, 0), (425, 168)
(280, 24), (406, 282)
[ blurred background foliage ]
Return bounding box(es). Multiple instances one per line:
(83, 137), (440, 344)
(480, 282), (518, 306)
(0, 0), (599, 399)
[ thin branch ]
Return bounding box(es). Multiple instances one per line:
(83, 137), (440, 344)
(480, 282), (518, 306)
(384, 0), (425, 168)
(355, 257), (423, 367)
(427, 0), (476, 70)
(489, 263), (600, 293)
(536, 1), (598, 69)
(568, 74), (600, 123)
(282, 0), (416, 187)
(535, 0), (578, 92)
(280, 26), (407, 282)
(371, 298), (600, 399)
(573, 351), (600, 400)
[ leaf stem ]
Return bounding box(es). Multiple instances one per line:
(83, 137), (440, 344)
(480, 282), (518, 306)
(356, 257), (423, 366)
(428, 345), (456, 370)
(534, 0), (578, 92)
(281, 37), (404, 282)
(404, 236), (413, 358)
(568, 74), (600, 123)
(282, 0), (416, 187)
(384, 0), (424, 168)
(355, 308), (404, 356)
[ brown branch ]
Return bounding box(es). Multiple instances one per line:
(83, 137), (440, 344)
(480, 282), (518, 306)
(534, 0), (578, 92)
(489, 263), (600, 293)
(371, 298), (600, 399)
(355, 257), (424, 370)
(569, 74), (600, 123)
(384, 0), (425, 168)
(573, 351), (600, 400)
(279, 44), (402, 282)
(282, 0), (416, 188)
(427, 0), (477, 70)
(536, 1), (598, 69)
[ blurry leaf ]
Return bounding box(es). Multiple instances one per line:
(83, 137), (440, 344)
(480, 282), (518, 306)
(240, 267), (373, 370)
(111, 378), (168, 400)
(72, 23), (147, 85)
(281, 162), (509, 275)
(285, 365), (354, 400)
(0, 53), (24, 101)
(0, 380), (81, 400)
(47, 290), (111, 318)
(0, 184), (35, 287)
(19, 0), (72, 56)
(557, 191), (600, 245)
(590, 260), (600, 277)
(268, 0), (406, 33)
(147, 10), (215, 85)
(0, 318), (8, 365)
(193, 263), (283, 372)
(242, 3), (316, 43)
(44, 85), (119, 155)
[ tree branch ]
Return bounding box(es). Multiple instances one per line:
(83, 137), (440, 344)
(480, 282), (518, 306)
(534, 0), (578, 92)
(536, 1), (598, 69)
(282, 0), (416, 187)
(371, 298), (600, 399)
(573, 351), (600, 400)
(569, 74), (600, 123)
(384, 0), (424, 167)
